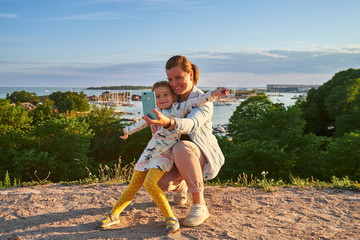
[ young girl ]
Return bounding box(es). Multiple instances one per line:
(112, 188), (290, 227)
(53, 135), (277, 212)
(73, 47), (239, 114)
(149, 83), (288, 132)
(96, 81), (228, 233)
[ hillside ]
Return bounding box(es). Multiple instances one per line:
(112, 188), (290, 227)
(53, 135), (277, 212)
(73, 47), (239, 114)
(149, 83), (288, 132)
(1, 184), (359, 239)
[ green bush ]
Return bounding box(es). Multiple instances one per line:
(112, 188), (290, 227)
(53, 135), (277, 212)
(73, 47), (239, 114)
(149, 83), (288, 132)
(49, 91), (90, 113)
(0, 117), (94, 182)
(85, 104), (124, 165)
(325, 131), (360, 181)
(7, 90), (40, 105)
(0, 99), (33, 135)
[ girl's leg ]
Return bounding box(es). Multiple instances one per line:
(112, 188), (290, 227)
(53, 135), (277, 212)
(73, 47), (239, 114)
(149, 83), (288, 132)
(144, 168), (179, 233)
(144, 168), (175, 220)
(111, 170), (147, 217)
(97, 170), (147, 228)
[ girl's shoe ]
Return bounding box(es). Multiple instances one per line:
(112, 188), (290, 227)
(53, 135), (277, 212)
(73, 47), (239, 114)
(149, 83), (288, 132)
(96, 212), (120, 228)
(165, 217), (180, 233)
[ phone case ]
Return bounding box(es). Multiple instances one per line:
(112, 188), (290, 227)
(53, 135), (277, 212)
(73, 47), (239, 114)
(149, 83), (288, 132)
(141, 91), (158, 119)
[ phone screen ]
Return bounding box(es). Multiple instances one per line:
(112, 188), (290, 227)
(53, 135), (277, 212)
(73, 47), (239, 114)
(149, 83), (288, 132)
(141, 91), (158, 119)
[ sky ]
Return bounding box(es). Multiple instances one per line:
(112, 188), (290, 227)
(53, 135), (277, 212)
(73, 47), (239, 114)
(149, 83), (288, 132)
(0, 0), (360, 88)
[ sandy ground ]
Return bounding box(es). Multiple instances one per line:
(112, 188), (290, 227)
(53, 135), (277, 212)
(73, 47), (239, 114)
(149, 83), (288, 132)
(0, 183), (360, 240)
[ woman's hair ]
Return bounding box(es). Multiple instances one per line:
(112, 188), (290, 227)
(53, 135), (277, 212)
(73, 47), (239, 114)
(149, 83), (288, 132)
(152, 80), (175, 95)
(165, 55), (199, 85)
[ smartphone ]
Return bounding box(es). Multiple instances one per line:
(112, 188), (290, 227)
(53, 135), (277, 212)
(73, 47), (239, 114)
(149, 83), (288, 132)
(141, 91), (158, 119)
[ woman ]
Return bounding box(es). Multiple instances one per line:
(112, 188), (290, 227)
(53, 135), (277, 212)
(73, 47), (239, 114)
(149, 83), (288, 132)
(143, 55), (225, 227)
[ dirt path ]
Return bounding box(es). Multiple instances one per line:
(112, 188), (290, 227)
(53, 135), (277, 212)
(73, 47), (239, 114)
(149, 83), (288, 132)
(1, 183), (359, 239)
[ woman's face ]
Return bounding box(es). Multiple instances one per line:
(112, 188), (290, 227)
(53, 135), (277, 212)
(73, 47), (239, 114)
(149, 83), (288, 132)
(166, 66), (193, 96)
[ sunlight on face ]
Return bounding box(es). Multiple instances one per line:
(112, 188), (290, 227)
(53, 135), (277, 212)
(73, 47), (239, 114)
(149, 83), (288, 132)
(154, 86), (176, 110)
(166, 66), (194, 97)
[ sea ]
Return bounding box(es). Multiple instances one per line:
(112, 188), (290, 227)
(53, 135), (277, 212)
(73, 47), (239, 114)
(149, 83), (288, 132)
(0, 87), (298, 125)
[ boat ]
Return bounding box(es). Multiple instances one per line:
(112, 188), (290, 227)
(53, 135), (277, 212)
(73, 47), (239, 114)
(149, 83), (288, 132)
(213, 101), (231, 106)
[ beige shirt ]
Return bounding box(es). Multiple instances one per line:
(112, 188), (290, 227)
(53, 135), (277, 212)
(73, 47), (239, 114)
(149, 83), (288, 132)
(172, 85), (225, 180)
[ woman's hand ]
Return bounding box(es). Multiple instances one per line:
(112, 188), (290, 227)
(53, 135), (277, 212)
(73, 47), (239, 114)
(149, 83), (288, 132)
(143, 108), (171, 128)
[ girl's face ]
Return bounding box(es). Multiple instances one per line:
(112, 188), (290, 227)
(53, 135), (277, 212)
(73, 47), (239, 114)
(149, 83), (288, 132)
(154, 86), (176, 110)
(166, 66), (194, 97)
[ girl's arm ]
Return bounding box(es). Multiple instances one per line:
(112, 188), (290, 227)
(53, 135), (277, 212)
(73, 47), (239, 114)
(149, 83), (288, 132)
(181, 88), (229, 113)
(121, 118), (149, 139)
(142, 88), (229, 132)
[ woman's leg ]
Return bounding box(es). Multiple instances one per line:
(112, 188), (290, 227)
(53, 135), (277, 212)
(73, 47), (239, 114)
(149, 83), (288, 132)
(157, 140), (206, 203)
(111, 170), (147, 216)
(171, 141), (206, 205)
(159, 140), (209, 227)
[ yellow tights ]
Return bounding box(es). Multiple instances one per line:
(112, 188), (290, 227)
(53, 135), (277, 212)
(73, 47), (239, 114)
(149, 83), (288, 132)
(111, 169), (175, 220)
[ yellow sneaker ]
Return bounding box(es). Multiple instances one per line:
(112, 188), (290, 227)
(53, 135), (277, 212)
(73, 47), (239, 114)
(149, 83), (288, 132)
(165, 217), (180, 233)
(96, 212), (120, 228)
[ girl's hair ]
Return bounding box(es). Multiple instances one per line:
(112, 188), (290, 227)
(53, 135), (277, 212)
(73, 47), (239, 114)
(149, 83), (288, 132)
(152, 80), (175, 95)
(165, 55), (199, 85)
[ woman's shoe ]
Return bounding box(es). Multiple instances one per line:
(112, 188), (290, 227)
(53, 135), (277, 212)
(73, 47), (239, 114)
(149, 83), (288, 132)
(96, 212), (120, 228)
(165, 217), (180, 233)
(183, 204), (209, 227)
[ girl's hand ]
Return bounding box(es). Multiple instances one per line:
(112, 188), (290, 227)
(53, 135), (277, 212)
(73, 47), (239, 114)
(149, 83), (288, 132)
(120, 128), (128, 140)
(150, 124), (160, 134)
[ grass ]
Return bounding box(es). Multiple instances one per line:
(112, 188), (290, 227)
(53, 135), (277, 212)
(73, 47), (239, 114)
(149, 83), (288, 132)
(207, 171), (360, 192)
(1, 164), (359, 192)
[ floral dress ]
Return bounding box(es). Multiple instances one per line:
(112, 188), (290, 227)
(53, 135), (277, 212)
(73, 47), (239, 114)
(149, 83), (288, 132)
(124, 91), (213, 172)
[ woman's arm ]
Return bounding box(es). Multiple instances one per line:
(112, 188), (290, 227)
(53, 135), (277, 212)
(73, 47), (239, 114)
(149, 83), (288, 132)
(173, 101), (212, 134)
(143, 101), (212, 134)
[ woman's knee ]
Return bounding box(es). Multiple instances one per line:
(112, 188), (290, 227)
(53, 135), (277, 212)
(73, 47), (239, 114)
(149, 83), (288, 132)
(172, 141), (187, 156)
(172, 141), (198, 160)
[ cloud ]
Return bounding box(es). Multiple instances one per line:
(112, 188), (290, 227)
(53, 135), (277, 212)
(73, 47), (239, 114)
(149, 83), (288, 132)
(52, 12), (135, 21)
(0, 36), (37, 42)
(1, 45), (359, 87)
(0, 13), (18, 19)
(185, 45), (360, 75)
(200, 72), (333, 88)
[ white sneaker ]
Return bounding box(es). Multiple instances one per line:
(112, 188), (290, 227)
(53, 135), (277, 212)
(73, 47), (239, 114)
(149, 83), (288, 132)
(173, 181), (188, 205)
(183, 204), (209, 227)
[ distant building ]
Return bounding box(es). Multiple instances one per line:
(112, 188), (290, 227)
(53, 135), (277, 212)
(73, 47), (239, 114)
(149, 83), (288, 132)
(21, 102), (37, 111)
(88, 95), (98, 101)
(267, 84), (320, 93)
(131, 94), (141, 101)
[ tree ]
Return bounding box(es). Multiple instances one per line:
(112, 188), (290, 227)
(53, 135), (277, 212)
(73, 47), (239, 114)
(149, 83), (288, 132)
(325, 131), (360, 181)
(301, 68), (360, 137)
(228, 95), (272, 144)
(86, 104), (123, 165)
(334, 93), (360, 137)
(31, 98), (55, 123)
(7, 90), (40, 105)
(49, 91), (90, 113)
(221, 96), (307, 180)
(0, 117), (94, 182)
(32, 117), (94, 181)
(0, 99), (33, 135)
